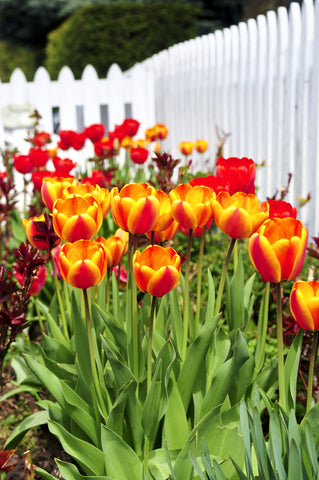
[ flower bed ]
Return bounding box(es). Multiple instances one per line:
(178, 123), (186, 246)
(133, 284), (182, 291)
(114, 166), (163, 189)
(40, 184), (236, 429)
(0, 113), (319, 479)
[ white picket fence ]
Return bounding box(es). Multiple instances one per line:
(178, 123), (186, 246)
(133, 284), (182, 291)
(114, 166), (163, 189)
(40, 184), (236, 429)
(1, 0), (319, 236)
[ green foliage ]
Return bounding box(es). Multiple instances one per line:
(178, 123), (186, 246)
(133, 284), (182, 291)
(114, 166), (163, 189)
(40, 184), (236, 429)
(0, 40), (41, 81)
(45, 2), (200, 79)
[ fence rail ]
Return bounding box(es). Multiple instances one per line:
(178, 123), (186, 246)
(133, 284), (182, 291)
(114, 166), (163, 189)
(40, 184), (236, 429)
(0, 0), (318, 236)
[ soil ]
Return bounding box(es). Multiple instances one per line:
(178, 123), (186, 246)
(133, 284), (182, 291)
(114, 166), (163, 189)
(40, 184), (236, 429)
(0, 366), (70, 479)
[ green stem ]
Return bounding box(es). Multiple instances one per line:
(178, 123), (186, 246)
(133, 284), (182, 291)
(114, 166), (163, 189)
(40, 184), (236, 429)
(254, 281), (270, 376)
(132, 262), (138, 379)
(306, 330), (319, 413)
(233, 238), (238, 273)
(106, 268), (110, 309)
(144, 436), (150, 478)
(83, 288), (108, 421)
(275, 282), (287, 413)
(147, 296), (156, 392)
(195, 225), (207, 338)
(214, 238), (237, 317)
(181, 229), (193, 361)
(52, 258), (69, 340)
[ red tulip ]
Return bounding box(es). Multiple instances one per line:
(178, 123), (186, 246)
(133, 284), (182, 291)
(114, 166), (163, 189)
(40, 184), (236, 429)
(190, 174), (229, 194)
(29, 148), (50, 168)
(13, 154), (33, 174)
(130, 147), (149, 164)
(267, 199), (297, 219)
(122, 118), (140, 137)
(84, 123), (105, 143)
(216, 157), (256, 194)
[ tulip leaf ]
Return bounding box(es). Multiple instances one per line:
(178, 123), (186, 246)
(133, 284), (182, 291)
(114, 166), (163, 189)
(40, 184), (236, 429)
(163, 377), (189, 449)
(177, 314), (220, 412)
(23, 353), (65, 406)
(148, 448), (178, 480)
(55, 460), (113, 480)
(205, 268), (215, 324)
(142, 359), (163, 447)
(40, 333), (75, 364)
(34, 466), (60, 480)
(284, 328), (303, 411)
(101, 335), (135, 389)
(200, 329), (250, 418)
(4, 410), (48, 449)
(37, 299), (71, 347)
(106, 379), (136, 437)
(48, 420), (106, 476)
(169, 287), (184, 357)
(111, 269), (124, 326)
(95, 304), (127, 361)
(101, 425), (141, 480)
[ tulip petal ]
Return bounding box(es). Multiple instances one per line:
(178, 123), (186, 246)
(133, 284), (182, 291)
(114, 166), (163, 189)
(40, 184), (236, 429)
(290, 286), (315, 330)
(127, 197), (159, 234)
(147, 265), (180, 297)
(249, 234), (281, 283)
(171, 200), (197, 229)
(67, 260), (102, 289)
(218, 207), (253, 238)
(61, 214), (98, 242)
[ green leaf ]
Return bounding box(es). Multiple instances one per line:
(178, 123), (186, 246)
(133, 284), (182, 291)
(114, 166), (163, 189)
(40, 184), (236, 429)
(205, 268), (215, 324)
(287, 438), (302, 479)
(48, 420), (106, 476)
(200, 330), (250, 418)
(163, 378), (189, 449)
(142, 360), (163, 447)
(56, 460), (114, 480)
(4, 410), (48, 449)
(34, 465), (59, 480)
(101, 425), (141, 480)
(269, 408), (287, 480)
(284, 329), (303, 411)
(177, 315), (220, 411)
(169, 287), (184, 357)
(40, 333), (75, 364)
(106, 379), (135, 437)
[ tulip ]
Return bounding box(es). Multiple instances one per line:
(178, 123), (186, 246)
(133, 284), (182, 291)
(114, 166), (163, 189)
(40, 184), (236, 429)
(148, 189), (173, 233)
(23, 213), (60, 250)
(216, 156), (256, 194)
(194, 140), (208, 153)
(122, 118), (140, 137)
(145, 127), (158, 142)
(146, 220), (179, 243)
(94, 137), (115, 158)
(41, 176), (78, 212)
(290, 281), (319, 331)
(96, 234), (127, 268)
(82, 169), (113, 187)
(53, 194), (103, 242)
(29, 147), (50, 168)
(63, 183), (110, 218)
(13, 154), (33, 174)
(154, 123), (168, 140)
(267, 199), (297, 219)
(84, 123), (105, 143)
(52, 156), (77, 174)
(110, 183), (160, 234)
(130, 146), (149, 164)
(212, 191), (268, 239)
(133, 245), (181, 297)
(31, 131), (51, 147)
(169, 183), (213, 230)
(58, 130), (77, 150)
(248, 217), (308, 283)
(52, 243), (62, 279)
(72, 132), (87, 150)
(32, 171), (54, 191)
(190, 174), (229, 193)
(16, 265), (47, 297)
(179, 141), (193, 156)
(59, 239), (108, 289)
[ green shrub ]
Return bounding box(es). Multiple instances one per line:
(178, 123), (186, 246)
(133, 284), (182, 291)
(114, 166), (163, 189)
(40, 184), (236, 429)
(45, 2), (200, 79)
(0, 40), (42, 81)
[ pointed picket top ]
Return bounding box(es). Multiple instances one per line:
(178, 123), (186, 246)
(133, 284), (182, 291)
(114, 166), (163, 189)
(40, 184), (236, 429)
(34, 66), (51, 83)
(107, 63), (123, 81)
(57, 65), (75, 82)
(81, 64), (99, 81)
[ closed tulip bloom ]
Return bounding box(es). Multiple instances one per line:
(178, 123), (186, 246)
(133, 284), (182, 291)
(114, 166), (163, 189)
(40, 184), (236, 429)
(41, 176), (78, 212)
(52, 157), (77, 174)
(84, 123), (105, 143)
(29, 147), (50, 168)
(267, 199), (297, 219)
(122, 118), (140, 137)
(190, 174), (229, 194)
(169, 183), (213, 230)
(130, 146), (149, 164)
(248, 217), (308, 283)
(149, 189), (174, 232)
(53, 194), (103, 242)
(216, 157), (256, 195)
(63, 183), (110, 218)
(13, 154), (33, 174)
(96, 234), (127, 268)
(179, 141), (193, 156)
(290, 281), (319, 331)
(110, 183), (160, 234)
(59, 239), (107, 289)
(133, 245), (181, 297)
(194, 140), (208, 153)
(212, 191), (268, 239)
(146, 220), (179, 243)
(155, 123), (168, 140)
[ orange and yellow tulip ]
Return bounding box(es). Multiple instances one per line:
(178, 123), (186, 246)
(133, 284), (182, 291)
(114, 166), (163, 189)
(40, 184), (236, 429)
(53, 194), (103, 242)
(63, 183), (110, 218)
(290, 281), (319, 331)
(41, 176), (78, 212)
(146, 220), (179, 243)
(149, 189), (173, 232)
(110, 183), (160, 234)
(59, 239), (108, 289)
(212, 191), (268, 238)
(194, 140), (208, 153)
(248, 217), (308, 283)
(133, 245), (181, 297)
(169, 183), (213, 230)
(96, 234), (127, 268)
(179, 141), (193, 156)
